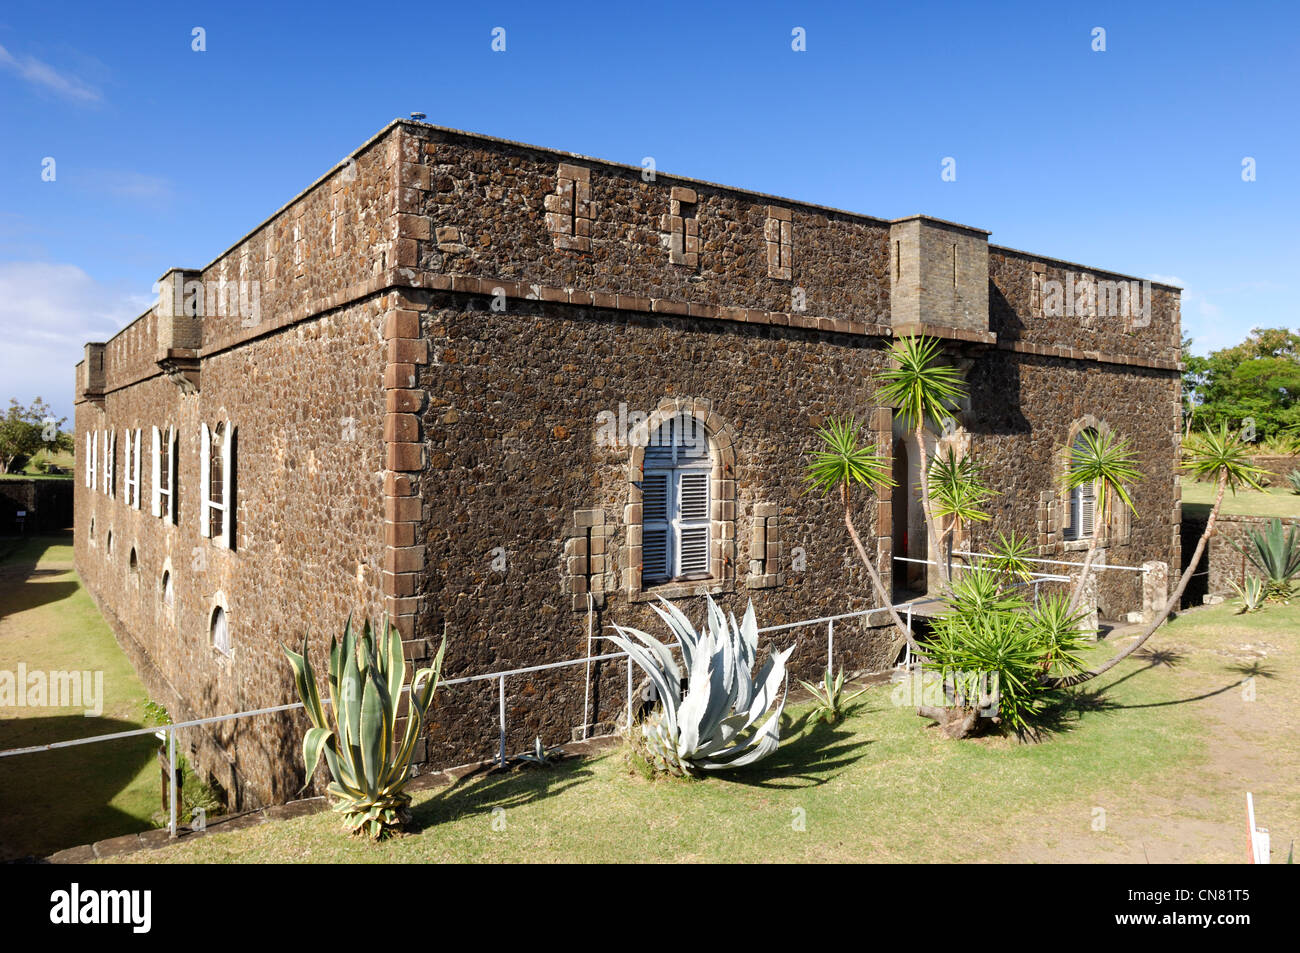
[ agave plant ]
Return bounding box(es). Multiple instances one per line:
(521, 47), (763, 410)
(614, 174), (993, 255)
(605, 596), (793, 775)
(1231, 518), (1300, 600)
(798, 665), (868, 725)
(1287, 470), (1300, 494)
(1228, 576), (1268, 613)
(283, 616), (446, 839)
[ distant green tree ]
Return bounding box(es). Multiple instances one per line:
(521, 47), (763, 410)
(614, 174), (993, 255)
(1187, 328), (1300, 441)
(0, 398), (67, 473)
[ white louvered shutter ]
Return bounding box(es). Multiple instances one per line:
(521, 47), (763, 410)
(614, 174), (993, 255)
(676, 471), (710, 576)
(150, 427), (161, 516)
(220, 424), (233, 548)
(124, 429), (132, 505)
(85, 433), (92, 487)
(132, 429), (141, 508)
(641, 471), (670, 582)
(1080, 483), (1096, 538)
(167, 427), (176, 523)
(199, 423), (211, 537)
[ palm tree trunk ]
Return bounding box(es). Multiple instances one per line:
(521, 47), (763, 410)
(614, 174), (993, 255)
(1049, 473), (1227, 687)
(1067, 485), (1109, 613)
(913, 425), (947, 587)
(841, 486), (919, 653)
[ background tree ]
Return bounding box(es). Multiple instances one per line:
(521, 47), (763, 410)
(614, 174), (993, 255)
(0, 398), (67, 473)
(1185, 328), (1300, 441)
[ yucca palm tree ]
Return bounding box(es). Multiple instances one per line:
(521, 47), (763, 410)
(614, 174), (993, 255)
(1063, 429), (1143, 612)
(876, 335), (968, 586)
(1048, 422), (1269, 687)
(927, 447), (994, 584)
(805, 414), (917, 652)
(989, 530), (1037, 587)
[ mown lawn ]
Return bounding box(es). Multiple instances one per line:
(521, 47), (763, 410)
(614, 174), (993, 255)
(109, 600), (1299, 864)
(1182, 479), (1300, 519)
(0, 535), (205, 860)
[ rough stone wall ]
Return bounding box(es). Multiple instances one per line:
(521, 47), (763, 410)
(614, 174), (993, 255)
(409, 295), (901, 765)
(1205, 514), (1300, 597)
(408, 126), (894, 324)
(966, 351), (1182, 619)
(0, 479), (73, 534)
(1248, 455), (1298, 487)
(74, 299), (389, 810)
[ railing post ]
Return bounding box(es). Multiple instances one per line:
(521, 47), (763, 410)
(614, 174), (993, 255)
(167, 727), (177, 838)
(497, 675), (507, 768)
(827, 618), (834, 674)
(582, 593), (593, 741)
(626, 656), (633, 730)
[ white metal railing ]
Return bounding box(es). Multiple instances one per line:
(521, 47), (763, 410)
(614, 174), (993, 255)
(0, 599), (917, 838)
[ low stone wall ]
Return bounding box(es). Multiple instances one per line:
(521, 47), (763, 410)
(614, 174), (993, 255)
(1204, 513), (1300, 596)
(0, 478), (74, 534)
(1250, 455), (1299, 488)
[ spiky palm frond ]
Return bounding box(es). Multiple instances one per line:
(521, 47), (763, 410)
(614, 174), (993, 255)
(1182, 422), (1270, 493)
(988, 530), (1037, 584)
(927, 447), (994, 527)
(1064, 429), (1143, 524)
(876, 335), (968, 431)
(804, 414), (894, 498)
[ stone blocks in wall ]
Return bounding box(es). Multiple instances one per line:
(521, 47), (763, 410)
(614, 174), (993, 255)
(746, 502), (782, 589)
(888, 216), (990, 337)
(1142, 560), (1168, 624)
(566, 508), (613, 611)
(663, 186), (699, 268)
(765, 206), (792, 280)
(546, 163), (593, 253)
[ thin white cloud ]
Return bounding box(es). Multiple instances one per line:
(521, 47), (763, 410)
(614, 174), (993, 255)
(0, 262), (147, 421)
(0, 42), (101, 103)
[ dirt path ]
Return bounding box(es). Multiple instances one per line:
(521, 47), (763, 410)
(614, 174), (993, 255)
(1007, 620), (1298, 863)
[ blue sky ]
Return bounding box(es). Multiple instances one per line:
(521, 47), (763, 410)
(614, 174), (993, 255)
(1, 0), (1296, 424)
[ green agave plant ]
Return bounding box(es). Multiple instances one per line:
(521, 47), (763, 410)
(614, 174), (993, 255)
(1230, 518), (1300, 600)
(283, 616), (446, 840)
(1287, 470), (1300, 495)
(605, 596), (793, 775)
(798, 665), (867, 725)
(1228, 575), (1268, 613)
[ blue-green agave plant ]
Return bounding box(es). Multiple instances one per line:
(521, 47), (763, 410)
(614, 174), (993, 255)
(606, 596), (794, 775)
(283, 616), (446, 839)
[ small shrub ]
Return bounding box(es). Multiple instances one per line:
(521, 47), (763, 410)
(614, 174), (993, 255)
(1287, 470), (1300, 494)
(1230, 518), (1300, 600)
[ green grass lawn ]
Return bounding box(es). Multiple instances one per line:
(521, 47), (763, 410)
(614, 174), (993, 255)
(1182, 479), (1300, 519)
(108, 600), (1299, 864)
(0, 534), (214, 860)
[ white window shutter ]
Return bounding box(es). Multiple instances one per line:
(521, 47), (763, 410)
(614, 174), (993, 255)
(150, 426), (161, 516)
(641, 471), (671, 581)
(108, 431), (116, 497)
(200, 423), (211, 537)
(677, 471), (710, 576)
(133, 430), (141, 509)
(642, 527), (669, 581)
(167, 427), (176, 523)
(1080, 483), (1096, 538)
(220, 423), (233, 548)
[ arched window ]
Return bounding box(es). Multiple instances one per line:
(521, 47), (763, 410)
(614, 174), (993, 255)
(160, 569), (173, 608)
(128, 547), (139, 574)
(211, 605), (230, 656)
(1064, 429), (1098, 541)
(106, 530), (114, 556)
(641, 413), (713, 583)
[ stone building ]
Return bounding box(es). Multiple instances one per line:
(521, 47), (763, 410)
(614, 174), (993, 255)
(74, 119), (1183, 808)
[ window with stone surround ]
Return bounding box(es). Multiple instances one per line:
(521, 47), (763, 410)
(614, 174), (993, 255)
(625, 400), (736, 601)
(200, 421), (234, 549)
(151, 425), (176, 522)
(1058, 417), (1130, 550)
(210, 604), (230, 657)
(123, 428), (141, 509)
(1064, 429), (1098, 542)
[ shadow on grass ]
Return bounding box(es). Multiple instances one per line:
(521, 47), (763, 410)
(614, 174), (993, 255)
(408, 757), (596, 832)
(0, 716), (156, 860)
(715, 706), (876, 790)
